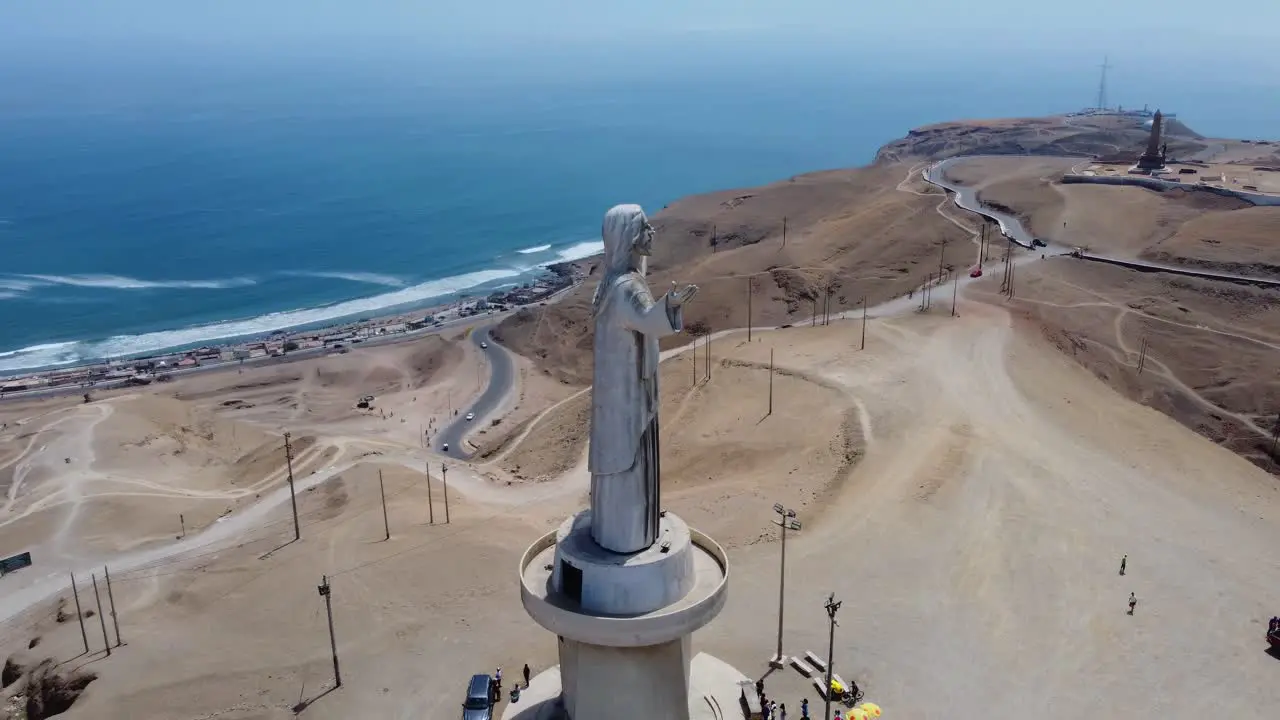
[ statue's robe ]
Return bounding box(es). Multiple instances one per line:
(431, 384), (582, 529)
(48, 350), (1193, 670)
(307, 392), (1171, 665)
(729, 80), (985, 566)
(588, 271), (682, 554)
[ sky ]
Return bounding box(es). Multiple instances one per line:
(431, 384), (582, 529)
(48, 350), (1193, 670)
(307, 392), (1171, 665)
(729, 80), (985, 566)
(3, 0), (1279, 66)
(0, 0), (1276, 117)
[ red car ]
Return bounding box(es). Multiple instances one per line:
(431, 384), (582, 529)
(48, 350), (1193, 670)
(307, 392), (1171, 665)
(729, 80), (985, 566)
(969, 267), (983, 278)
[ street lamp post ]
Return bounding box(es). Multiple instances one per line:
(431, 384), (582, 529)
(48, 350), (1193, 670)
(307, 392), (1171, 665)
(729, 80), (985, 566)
(771, 503), (801, 668)
(824, 593), (843, 720)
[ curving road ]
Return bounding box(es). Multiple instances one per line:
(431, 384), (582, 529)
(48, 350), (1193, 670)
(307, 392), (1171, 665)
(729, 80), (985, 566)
(923, 157), (1280, 289)
(435, 324), (514, 459)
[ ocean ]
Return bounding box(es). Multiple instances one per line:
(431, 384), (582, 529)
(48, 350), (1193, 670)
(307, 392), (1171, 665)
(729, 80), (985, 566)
(1, 42), (1276, 374)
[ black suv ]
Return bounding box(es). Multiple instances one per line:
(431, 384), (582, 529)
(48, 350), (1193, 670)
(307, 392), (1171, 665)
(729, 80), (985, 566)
(461, 674), (493, 720)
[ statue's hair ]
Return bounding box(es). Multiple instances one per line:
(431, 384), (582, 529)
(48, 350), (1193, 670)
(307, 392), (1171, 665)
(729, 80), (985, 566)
(594, 204), (648, 313)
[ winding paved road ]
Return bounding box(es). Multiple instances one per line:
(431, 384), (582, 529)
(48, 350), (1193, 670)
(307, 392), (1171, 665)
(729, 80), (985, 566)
(435, 323), (514, 459)
(923, 157), (1280, 289)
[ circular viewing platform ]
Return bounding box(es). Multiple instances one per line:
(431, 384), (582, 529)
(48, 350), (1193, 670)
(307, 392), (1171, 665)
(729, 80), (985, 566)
(518, 513), (728, 648)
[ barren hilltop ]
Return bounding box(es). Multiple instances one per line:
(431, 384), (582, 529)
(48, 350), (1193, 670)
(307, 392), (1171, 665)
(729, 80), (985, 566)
(874, 112), (1211, 163)
(498, 113), (1280, 474)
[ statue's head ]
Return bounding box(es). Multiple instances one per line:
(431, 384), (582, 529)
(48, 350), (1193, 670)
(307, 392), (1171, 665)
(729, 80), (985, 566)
(601, 204), (654, 275)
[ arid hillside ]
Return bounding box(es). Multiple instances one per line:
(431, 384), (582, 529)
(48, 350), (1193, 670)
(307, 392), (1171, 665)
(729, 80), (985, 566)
(875, 113), (1208, 164)
(494, 161), (974, 384)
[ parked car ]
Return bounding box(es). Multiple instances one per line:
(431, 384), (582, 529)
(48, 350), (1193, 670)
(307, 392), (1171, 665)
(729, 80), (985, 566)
(462, 674), (493, 720)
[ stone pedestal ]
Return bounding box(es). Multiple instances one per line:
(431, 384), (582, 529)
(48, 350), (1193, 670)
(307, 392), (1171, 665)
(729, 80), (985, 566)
(516, 511), (733, 720)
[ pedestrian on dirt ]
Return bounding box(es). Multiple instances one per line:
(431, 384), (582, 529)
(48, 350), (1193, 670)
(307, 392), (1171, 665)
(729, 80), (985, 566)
(801, 698), (810, 718)
(523, 663), (531, 686)
(756, 678), (765, 699)
(1128, 592), (1137, 615)
(1119, 555), (1127, 576)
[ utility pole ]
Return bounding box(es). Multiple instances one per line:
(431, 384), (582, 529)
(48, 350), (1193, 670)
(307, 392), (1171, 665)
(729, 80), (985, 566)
(952, 272), (960, 317)
(70, 572), (89, 654)
(782, 216), (787, 248)
(860, 296), (867, 350)
(426, 461), (435, 525)
(767, 349), (774, 417)
(823, 593), (842, 720)
(103, 566), (121, 647)
(318, 576), (341, 688)
(692, 337), (698, 387)
(90, 573), (110, 656)
(284, 432), (300, 541)
(747, 277), (754, 342)
(179, 513), (186, 539)
(811, 296), (818, 327)
(770, 504), (802, 668)
(1137, 337), (1149, 374)
(1008, 245), (1018, 297)
(938, 241), (947, 283)
(981, 224), (988, 263)
(712, 223), (717, 252)
(379, 470), (390, 541)
(1269, 413), (1280, 458)
(705, 333), (711, 381)
(442, 464), (450, 524)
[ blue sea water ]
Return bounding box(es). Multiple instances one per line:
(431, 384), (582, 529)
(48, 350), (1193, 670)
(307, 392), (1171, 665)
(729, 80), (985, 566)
(0, 41), (1276, 373)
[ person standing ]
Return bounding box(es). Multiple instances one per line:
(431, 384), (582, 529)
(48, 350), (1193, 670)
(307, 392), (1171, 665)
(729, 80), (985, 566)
(1119, 555), (1127, 576)
(801, 698), (810, 719)
(522, 663), (531, 687)
(1128, 592), (1137, 615)
(494, 666), (503, 697)
(780, 702), (788, 720)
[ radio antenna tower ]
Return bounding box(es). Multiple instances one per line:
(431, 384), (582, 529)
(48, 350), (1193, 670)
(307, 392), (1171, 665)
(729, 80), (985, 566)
(1095, 55), (1112, 111)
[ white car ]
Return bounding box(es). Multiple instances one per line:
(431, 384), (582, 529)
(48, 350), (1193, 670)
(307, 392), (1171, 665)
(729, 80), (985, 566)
(480, 341), (488, 349)
(465, 412), (475, 422)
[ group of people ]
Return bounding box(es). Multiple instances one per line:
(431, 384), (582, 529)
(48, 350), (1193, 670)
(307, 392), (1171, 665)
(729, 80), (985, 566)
(1121, 555), (1140, 616)
(753, 678), (812, 720)
(491, 664), (533, 706)
(1268, 616), (1280, 636)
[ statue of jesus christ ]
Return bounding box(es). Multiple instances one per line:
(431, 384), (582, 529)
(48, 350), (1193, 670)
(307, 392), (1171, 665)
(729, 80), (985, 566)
(588, 204), (698, 554)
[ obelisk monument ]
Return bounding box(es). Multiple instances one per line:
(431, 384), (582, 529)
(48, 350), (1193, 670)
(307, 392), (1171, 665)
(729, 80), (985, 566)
(512, 204), (743, 720)
(1135, 109), (1167, 172)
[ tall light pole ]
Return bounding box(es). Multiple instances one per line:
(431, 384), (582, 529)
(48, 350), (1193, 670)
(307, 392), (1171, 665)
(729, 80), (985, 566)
(823, 593), (843, 720)
(284, 432), (300, 541)
(771, 503), (801, 668)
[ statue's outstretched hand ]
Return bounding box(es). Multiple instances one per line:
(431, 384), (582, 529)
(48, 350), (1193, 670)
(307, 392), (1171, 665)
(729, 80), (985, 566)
(668, 282), (698, 308)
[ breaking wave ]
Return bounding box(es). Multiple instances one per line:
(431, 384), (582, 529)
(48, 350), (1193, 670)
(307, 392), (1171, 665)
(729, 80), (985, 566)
(283, 271), (406, 287)
(0, 267), (520, 373)
(12, 274), (257, 290)
(516, 244), (552, 254)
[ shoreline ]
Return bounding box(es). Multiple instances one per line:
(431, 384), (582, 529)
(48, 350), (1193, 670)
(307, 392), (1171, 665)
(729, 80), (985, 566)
(0, 259), (594, 399)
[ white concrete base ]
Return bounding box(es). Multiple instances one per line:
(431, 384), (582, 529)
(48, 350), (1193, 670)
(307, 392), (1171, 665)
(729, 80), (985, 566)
(501, 652), (750, 720)
(551, 510), (696, 615)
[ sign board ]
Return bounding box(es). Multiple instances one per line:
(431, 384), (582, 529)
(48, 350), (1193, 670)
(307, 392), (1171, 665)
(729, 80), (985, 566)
(0, 551), (32, 576)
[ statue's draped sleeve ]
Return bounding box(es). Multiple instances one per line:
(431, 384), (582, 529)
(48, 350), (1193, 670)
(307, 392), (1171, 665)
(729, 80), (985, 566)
(619, 279), (683, 337)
